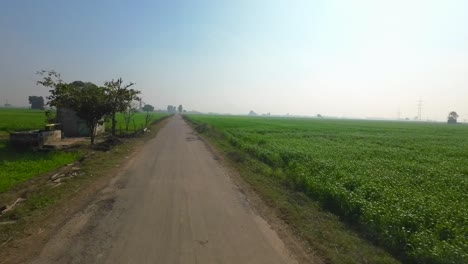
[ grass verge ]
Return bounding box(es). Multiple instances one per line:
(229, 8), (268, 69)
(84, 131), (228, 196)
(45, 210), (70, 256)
(184, 116), (401, 264)
(0, 141), (82, 193)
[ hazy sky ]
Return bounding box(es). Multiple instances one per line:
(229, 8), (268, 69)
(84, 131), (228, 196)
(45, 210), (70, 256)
(1, 0), (467, 120)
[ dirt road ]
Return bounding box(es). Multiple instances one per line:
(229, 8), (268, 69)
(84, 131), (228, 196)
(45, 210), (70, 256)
(29, 115), (298, 264)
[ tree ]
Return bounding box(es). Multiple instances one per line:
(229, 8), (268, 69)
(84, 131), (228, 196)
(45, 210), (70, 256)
(167, 105), (177, 113)
(123, 103), (138, 133)
(104, 78), (140, 136)
(28, 96), (45, 110)
(142, 104), (155, 128)
(44, 108), (57, 123)
(448, 111), (459, 124)
(37, 70), (111, 145)
(142, 104), (154, 112)
(36, 70), (69, 108)
(178, 104), (183, 113)
(248, 110), (257, 116)
(67, 81), (111, 144)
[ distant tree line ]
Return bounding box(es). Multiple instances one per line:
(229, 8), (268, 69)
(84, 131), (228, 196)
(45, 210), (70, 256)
(167, 104), (183, 113)
(167, 105), (177, 113)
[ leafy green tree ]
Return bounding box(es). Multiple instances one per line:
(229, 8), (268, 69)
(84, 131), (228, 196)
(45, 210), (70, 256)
(447, 111), (459, 124)
(167, 105), (177, 113)
(178, 104), (183, 113)
(104, 78), (140, 136)
(68, 81), (111, 144)
(142, 104), (155, 127)
(123, 103), (138, 133)
(36, 70), (69, 108)
(142, 104), (154, 112)
(37, 70), (112, 145)
(28, 96), (45, 110)
(44, 108), (57, 123)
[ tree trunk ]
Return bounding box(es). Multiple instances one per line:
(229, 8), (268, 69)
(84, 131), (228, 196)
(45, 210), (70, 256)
(89, 122), (96, 145)
(125, 115), (130, 133)
(111, 112), (116, 136)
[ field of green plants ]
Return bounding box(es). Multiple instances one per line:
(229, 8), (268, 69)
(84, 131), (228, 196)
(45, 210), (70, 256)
(0, 108), (168, 136)
(187, 115), (467, 264)
(0, 108), (168, 193)
(0, 109), (71, 192)
(0, 108), (46, 136)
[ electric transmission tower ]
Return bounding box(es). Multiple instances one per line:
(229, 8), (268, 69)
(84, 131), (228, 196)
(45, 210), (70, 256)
(417, 98), (423, 121)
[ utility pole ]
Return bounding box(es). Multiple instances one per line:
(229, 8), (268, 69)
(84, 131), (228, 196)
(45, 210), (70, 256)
(417, 98), (423, 121)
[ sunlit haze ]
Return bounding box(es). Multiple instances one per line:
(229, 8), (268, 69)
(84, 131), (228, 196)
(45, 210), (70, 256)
(1, 0), (467, 121)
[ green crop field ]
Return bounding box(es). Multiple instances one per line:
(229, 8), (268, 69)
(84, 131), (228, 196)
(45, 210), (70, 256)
(0, 109), (169, 193)
(0, 108), (46, 136)
(0, 108), (76, 193)
(0, 108), (168, 136)
(187, 115), (468, 264)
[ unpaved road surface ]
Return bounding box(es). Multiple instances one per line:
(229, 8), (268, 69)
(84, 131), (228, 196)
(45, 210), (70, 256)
(29, 116), (298, 264)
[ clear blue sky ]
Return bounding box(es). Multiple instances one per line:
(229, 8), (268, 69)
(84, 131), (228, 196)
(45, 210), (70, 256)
(1, 0), (467, 120)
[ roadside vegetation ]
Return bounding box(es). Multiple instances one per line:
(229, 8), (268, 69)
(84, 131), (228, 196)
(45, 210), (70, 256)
(0, 108), (79, 192)
(0, 69), (171, 259)
(0, 140), (81, 193)
(0, 70), (167, 193)
(0, 106), (168, 194)
(105, 112), (169, 135)
(0, 114), (170, 256)
(186, 115), (468, 264)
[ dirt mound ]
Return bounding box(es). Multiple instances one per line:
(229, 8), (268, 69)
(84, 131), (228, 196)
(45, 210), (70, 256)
(92, 137), (123, 151)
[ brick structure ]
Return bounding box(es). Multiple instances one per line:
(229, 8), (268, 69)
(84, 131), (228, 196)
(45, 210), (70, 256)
(57, 108), (105, 137)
